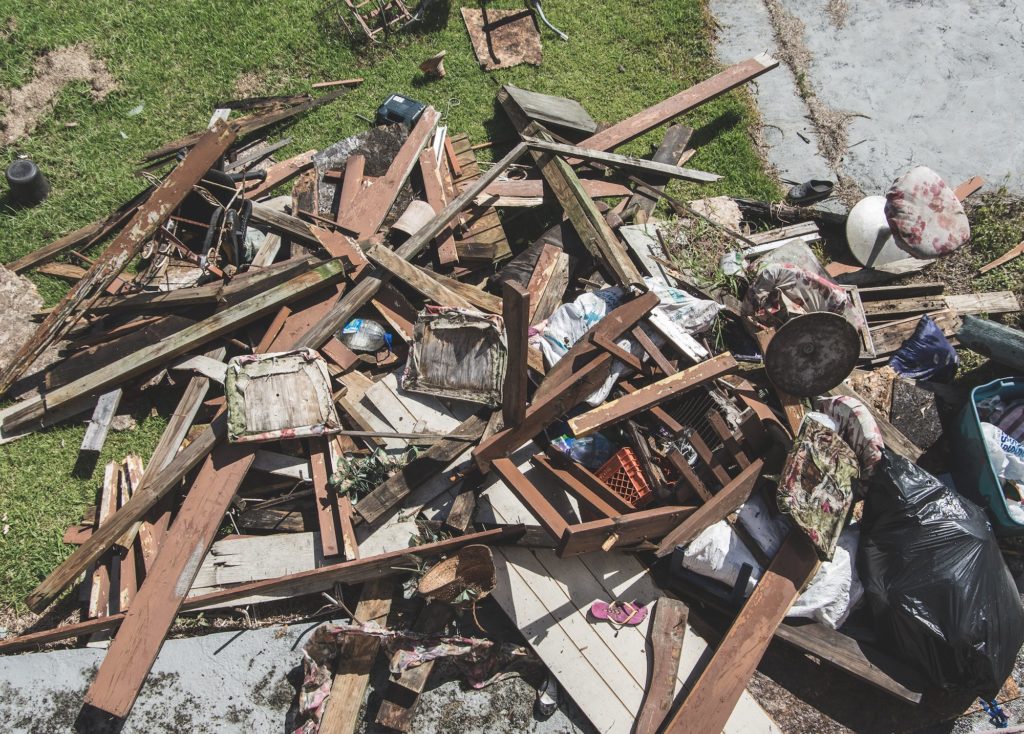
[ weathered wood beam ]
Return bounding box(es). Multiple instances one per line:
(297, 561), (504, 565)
(654, 459), (765, 558)
(635, 598), (688, 734)
(574, 54), (778, 154)
(525, 126), (643, 286)
(661, 532), (818, 734)
(0, 122), (237, 395)
(5, 260), (344, 433)
(524, 137), (719, 182)
(502, 282), (530, 427)
(568, 353), (737, 437)
(293, 142), (530, 351)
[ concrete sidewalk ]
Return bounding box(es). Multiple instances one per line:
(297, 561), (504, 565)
(711, 0), (1024, 199)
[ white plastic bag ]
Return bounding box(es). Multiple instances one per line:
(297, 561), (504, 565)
(680, 493), (864, 628)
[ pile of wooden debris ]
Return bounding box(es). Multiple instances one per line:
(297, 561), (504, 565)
(2, 49), (1023, 734)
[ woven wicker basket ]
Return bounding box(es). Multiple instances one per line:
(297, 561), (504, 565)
(416, 544), (496, 604)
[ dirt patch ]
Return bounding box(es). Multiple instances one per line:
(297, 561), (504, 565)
(0, 265), (43, 374)
(0, 17), (16, 41)
(761, 0), (864, 206)
(233, 71), (267, 99)
(0, 44), (117, 146)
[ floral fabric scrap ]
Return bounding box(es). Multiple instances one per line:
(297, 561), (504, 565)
(778, 413), (860, 560)
(293, 621), (532, 734)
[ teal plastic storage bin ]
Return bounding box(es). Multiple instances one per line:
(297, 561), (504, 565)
(951, 377), (1024, 535)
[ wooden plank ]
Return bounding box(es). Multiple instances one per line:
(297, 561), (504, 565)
(372, 283), (417, 343)
(83, 443), (255, 718)
(574, 54), (778, 155)
(558, 505), (697, 557)
(473, 177), (633, 204)
(626, 124), (693, 220)
(291, 143), (529, 351)
(422, 268), (503, 314)
(532, 453), (624, 519)
(370, 248), (477, 306)
(183, 527), (522, 609)
(525, 243), (566, 323)
(662, 532), (818, 734)
(5, 260), (345, 433)
(978, 239), (1024, 274)
(142, 88), (346, 160)
(338, 495), (359, 560)
(0, 123), (237, 396)
(36, 262), (88, 281)
(336, 153), (365, 224)
(491, 457), (570, 541)
(418, 148), (459, 264)
(374, 602), (454, 731)
(954, 175), (984, 200)
(339, 108), (440, 238)
(354, 414), (487, 526)
(655, 459), (764, 557)
(241, 149), (316, 198)
(854, 282), (945, 301)
(526, 126), (643, 286)
(116, 458), (142, 612)
(79, 388), (123, 457)
(502, 282), (530, 427)
(310, 437), (341, 557)
(5, 188), (150, 274)
(863, 291), (1019, 321)
(635, 598), (688, 734)
(524, 137), (719, 183)
(84, 256), (317, 315)
(319, 579), (393, 734)
(500, 85), (598, 134)
(86, 462), (120, 622)
(868, 308), (961, 355)
(569, 354), (737, 437)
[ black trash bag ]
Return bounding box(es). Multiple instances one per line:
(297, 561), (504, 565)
(859, 449), (1024, 696)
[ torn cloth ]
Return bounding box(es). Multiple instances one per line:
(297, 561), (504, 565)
(778, 413), (859, 560)
(294, 621), (531, 734)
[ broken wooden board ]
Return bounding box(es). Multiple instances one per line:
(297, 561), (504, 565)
(461, 7), (542, 70)
(187, 532), (326, 607)
(478, 463), (780, 734)
(0, 122), (237, 396)
(573, 54), (778, 155)
(569, 353), (737, 437)
(500, 85), (597, 134)
(449, 133), (513, 263)
(661, 532), (818, 734)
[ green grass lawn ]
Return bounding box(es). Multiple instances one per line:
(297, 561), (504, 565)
(0, 0), (777, 614)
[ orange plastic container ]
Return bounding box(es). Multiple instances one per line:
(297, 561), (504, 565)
(596, 448), (654, 508)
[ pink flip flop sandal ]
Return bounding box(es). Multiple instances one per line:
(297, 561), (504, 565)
(589, 600), (648, 626)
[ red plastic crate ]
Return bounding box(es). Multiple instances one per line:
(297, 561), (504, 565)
(596, 448), (654, 508)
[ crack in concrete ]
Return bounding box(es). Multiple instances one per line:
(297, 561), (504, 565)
(759, 0), (865, 206)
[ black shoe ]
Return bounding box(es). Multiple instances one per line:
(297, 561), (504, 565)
(786, 179), (834, 205)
